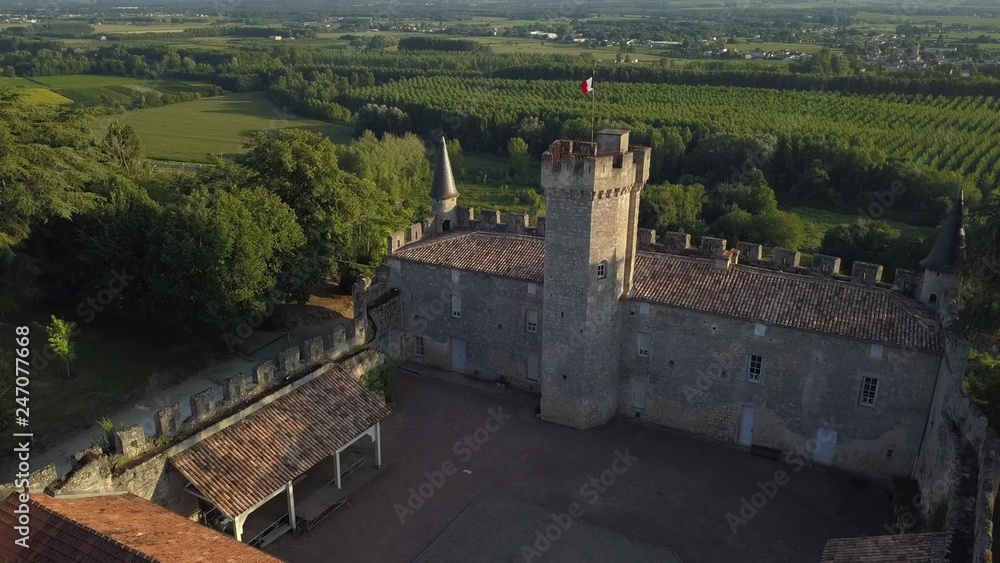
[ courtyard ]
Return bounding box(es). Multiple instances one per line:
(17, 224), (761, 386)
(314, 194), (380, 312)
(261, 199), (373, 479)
(269, 367), (896, 563)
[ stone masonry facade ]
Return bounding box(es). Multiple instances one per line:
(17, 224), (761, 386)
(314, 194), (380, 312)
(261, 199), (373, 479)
(383, 130), (953, 485)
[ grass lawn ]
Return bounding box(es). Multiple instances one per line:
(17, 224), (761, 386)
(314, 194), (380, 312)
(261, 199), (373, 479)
(0, 304), (207, 452)
(93, 92), (355, 163)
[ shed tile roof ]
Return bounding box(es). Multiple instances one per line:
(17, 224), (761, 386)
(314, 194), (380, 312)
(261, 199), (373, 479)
(390, 231), (943, 352)
(170, 365), (391, 518)
(820, 532), (948, 562)
(0, 492), (281, 563)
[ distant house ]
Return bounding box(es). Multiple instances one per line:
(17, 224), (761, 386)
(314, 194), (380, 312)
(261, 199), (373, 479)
(268, 35), (283, 40)
(529, 31), (558, 40)
(99, 35), (107, 41)
(649, 40), (680, 49)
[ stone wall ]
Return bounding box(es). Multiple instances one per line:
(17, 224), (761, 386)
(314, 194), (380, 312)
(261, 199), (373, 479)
(388, 209), (546, 255)
(620, 302), (942, 478)
(913, 328), (999, 563)
(637, 228), (916, 291)
(391, 259), (543, 394)
(0, 338), (386, 521)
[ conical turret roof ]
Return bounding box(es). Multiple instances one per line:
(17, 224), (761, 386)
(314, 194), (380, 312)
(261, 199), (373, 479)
(430, 136), (459, 201)
(920, 192), (965, 272)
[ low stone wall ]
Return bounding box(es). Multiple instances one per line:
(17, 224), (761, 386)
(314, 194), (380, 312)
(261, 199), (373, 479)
(0, 345), (387, 519)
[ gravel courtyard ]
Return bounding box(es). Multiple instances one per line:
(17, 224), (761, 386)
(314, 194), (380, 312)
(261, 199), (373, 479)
(269, 366), (895, 563)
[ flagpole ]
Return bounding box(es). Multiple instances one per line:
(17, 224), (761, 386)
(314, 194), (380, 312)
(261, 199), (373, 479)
(591, 68), (596, 144)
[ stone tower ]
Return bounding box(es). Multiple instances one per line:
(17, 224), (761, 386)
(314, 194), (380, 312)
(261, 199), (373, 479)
(918, 192), (965, 313)
(539, 130), (651, 429)
(430, 136), (460, 234)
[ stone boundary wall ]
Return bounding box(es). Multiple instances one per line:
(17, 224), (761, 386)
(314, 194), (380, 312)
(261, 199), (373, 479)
(387, 209), (546, 254)
(913, 314), (999, 563)
(0, 340), (385, 509)
(636, 229), (917, 290)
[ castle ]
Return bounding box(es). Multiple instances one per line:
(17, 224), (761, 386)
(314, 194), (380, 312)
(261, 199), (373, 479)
(366, 129), (966, 481)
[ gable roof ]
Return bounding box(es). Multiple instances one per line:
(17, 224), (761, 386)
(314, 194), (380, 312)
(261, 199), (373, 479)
(390, 231), (943, 352)
(0, 492), (281, 563)
(170, 365), (391, 518)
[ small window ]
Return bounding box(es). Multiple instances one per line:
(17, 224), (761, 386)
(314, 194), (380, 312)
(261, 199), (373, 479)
(597, 260), (607, 279)
(452, 270), (460, 283)
(860, 377), (879, 407)
(754, 323), (767, 337)
(870, 344), (885, 359)
(639, 302), (650, 315)
(442, 219), (451, 232)
(414, 336), (425, 357)
(527, 282), (537, 295)
(929, 293), (938, 304)
(637, 332), (650, 357)
(451, 295), (462, 318)
(526, 309), (538, 333)
(746, 354), (763, 382)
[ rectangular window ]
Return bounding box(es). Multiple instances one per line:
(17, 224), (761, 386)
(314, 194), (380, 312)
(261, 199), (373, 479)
(860, 377), (879, 407)
(414, 336), (425, 357)
(746, 354), (763, 382)
(527, 282), (537, 295)
(451, 295), (462, 318)
(452, 270), (460, 283)
(639, 302), (650, 315)
(526, 309), (538, 333)
(754, 323), (767, 337)
(637, 332), (650, 357)
(870, 344), (885, 359)
(597, 261), (607, 279)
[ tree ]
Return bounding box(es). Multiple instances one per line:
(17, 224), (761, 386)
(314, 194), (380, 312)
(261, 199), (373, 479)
(234, 129), (401, 299)
(445, 138), (463, 173)
(507, 137), (529, 179)
(960, 201), (1000, 335)
(144, 186), (306, 331)
(0, 91), (107, 314)
(100, 120), (147, 178)
(963, 351), (1000, 429)
(353, 104), (411, 139)
(639, 182), (706, 234)
(45, 316), (76, 378)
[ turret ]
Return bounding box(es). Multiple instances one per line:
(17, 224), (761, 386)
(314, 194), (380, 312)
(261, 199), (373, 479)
(918, 193), (965, 312)
(430, 136), (459, 233)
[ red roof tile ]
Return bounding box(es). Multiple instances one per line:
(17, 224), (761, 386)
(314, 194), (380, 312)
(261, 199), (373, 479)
(170, 365), (391, 518)
(0, 492), (282, 563)
(390, 231), (943, 352)
(820, 532), (948, 562)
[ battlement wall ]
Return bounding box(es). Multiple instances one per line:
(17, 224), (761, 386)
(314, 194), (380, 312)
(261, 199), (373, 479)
(387, 209), (546, 254)
(637, 228), (919, 291)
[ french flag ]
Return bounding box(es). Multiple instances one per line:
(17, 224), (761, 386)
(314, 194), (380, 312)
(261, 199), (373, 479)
(580, 76), (594, 94)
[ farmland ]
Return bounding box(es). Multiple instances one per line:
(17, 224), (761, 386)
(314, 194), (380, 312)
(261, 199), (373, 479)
(0, 75), (217, 107)
(93, 91), (354, 163)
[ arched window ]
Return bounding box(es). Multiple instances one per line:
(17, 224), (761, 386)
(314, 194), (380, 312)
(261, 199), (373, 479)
(929, 293), (938, 305)
(597, 260), (607, 279)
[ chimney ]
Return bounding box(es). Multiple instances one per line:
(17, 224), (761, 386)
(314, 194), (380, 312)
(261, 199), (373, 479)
(714, 248), (740, 271)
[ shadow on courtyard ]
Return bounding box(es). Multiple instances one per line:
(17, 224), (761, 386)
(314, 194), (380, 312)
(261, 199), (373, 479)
(269, 369), (894, 563)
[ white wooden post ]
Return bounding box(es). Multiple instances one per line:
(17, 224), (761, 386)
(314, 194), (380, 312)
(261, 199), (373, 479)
(234, 515), (244, 542)
(287, 480), (296, 531)
(375, 422), (382, 469)
(335, 451), (342, 490)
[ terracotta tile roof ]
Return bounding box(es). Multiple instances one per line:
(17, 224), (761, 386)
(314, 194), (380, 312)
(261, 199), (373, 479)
(820, 532), (948, 562)
(0, 492), (281, 563)
(632, 252), (944, 352)
(170, 365), (391, 518)
(392, 231), (545, 281)
(390, 231), (943, 352)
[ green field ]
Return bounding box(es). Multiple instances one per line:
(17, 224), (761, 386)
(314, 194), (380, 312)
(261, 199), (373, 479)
(94, 91), (355, 162)
(4, 75), (215, 107)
